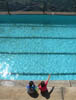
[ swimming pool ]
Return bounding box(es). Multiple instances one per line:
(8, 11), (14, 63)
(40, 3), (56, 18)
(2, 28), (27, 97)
(0, 15), (76, 80)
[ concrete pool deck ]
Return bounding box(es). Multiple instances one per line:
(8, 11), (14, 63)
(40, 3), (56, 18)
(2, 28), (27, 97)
(0, 80), (76, 100)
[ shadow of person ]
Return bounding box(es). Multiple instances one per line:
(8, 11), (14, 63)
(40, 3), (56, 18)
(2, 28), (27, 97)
(41, 87), (55, 99)
(28, 91), (39, 98)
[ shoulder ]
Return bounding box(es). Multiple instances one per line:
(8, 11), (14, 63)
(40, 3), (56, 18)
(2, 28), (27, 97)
(26, 85), (30, 89)
(38, 85), (41, 89)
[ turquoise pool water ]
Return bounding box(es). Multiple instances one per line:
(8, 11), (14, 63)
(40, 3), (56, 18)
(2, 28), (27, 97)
(0, 15), (76, 80)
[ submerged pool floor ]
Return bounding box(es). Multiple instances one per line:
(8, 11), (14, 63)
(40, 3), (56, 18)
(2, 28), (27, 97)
(0, 24), (76, 80)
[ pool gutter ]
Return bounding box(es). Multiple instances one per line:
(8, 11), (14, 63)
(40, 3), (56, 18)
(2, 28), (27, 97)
(0, 11), (76, 15)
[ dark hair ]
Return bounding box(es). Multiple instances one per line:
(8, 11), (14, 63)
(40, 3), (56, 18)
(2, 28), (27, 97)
(29, 81), (34, 87)
(41, 81), (45, 87)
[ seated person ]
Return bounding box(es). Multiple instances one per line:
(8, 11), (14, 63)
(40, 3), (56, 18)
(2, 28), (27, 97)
(26, 81), (37, 94)
(38, 75), (51, 93)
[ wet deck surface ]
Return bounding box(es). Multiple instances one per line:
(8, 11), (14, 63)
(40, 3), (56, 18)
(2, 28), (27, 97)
(0, 80), (76, 100)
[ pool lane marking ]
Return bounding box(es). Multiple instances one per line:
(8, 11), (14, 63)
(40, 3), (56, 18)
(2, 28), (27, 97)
(0, 72), (76, 76)
(0, 52), (76, 55)
(0, 36), (76, 39)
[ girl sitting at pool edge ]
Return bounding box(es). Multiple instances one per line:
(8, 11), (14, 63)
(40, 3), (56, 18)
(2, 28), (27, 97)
(26, 81), (38, 94)
(38, 75), (51, 93)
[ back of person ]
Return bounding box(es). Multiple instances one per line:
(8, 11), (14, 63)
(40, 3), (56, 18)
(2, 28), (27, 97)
(38, 75), (51, 92)
(26, 81), (36, 94)
(38, 80), (48, 92)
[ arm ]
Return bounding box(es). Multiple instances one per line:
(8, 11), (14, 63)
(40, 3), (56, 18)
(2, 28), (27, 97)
(47, 74), (51, 82)
(45, 75), (51, 85)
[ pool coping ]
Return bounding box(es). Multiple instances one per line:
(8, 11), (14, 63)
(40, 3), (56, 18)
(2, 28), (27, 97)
(0, 80), (76, 87)
(0, 11), (76, 15)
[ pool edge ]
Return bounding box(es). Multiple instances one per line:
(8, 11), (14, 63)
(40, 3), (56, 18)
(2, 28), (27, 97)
(0, 11), (76, 16)
(0, 80), (76, 87)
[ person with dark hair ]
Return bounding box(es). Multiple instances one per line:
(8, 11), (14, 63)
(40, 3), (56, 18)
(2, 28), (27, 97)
(38, 75), (54, 99)
(38, 75), (51, 93)
(26, 81), (37, 94)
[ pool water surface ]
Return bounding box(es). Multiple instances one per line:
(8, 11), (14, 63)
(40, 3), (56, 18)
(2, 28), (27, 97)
(0, 15), (76, 80)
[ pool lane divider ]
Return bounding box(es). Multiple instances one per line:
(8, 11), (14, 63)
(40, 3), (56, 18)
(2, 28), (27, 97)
(0, 52), (76, 55)
(0, 72), (76, 76)
(0, 36), (76, 39)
